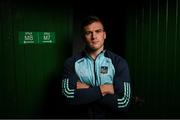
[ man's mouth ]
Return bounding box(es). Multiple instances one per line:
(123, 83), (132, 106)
(92, 41), (99, 44)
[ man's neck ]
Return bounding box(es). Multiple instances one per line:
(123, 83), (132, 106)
(86, 46), (104, 60)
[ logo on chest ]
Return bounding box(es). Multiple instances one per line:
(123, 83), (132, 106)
(100, 66), (108, 74)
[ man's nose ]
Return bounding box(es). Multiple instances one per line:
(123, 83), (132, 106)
(91, 32), (97, 39)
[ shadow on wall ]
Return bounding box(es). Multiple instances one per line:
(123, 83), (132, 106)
(40, 35), (73, 118)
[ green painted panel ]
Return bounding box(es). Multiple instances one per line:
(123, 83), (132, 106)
(0, 0), (73, 118)
(126, 0), (180, 118)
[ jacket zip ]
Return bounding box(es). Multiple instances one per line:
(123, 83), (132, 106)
(88, 50), (104, 86)
(93, 60), (97, 86)
(93, 52), (102, 86)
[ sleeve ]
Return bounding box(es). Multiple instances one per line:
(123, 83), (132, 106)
(61, 58), (102, 105)
(98, 59), (132, 112)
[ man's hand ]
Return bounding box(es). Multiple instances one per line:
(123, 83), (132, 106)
(76, 81), (90, 89)
(100, 84), (114, 96)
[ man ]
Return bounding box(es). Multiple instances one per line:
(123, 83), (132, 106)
(61, 16), (131, 118)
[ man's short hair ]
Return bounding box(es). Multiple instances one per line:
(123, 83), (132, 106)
(80, 16), (104, 30)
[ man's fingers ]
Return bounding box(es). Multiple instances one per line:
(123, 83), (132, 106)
(100, 84), (114, 96)
(76, 81), (90, 89)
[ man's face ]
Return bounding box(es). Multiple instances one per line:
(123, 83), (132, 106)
(83, 21), (106, 51)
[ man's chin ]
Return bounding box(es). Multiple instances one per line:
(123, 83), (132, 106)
(87, 45), (96, 50)
(90, 48), (98, 51)
(87, 45), (103, 51)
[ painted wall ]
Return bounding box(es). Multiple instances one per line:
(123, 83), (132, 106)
(0, 0), (73, 118)
(126, 0), (180, 118)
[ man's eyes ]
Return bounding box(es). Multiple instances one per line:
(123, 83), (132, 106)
(85, 29), (103, 35)
(85, 31), (91, 35)
(96, 29), (103, 33)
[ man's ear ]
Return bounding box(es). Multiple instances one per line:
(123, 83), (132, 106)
(104, 31), (106, 39)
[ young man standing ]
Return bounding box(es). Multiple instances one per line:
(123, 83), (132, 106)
(62, 16), (131, 118)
